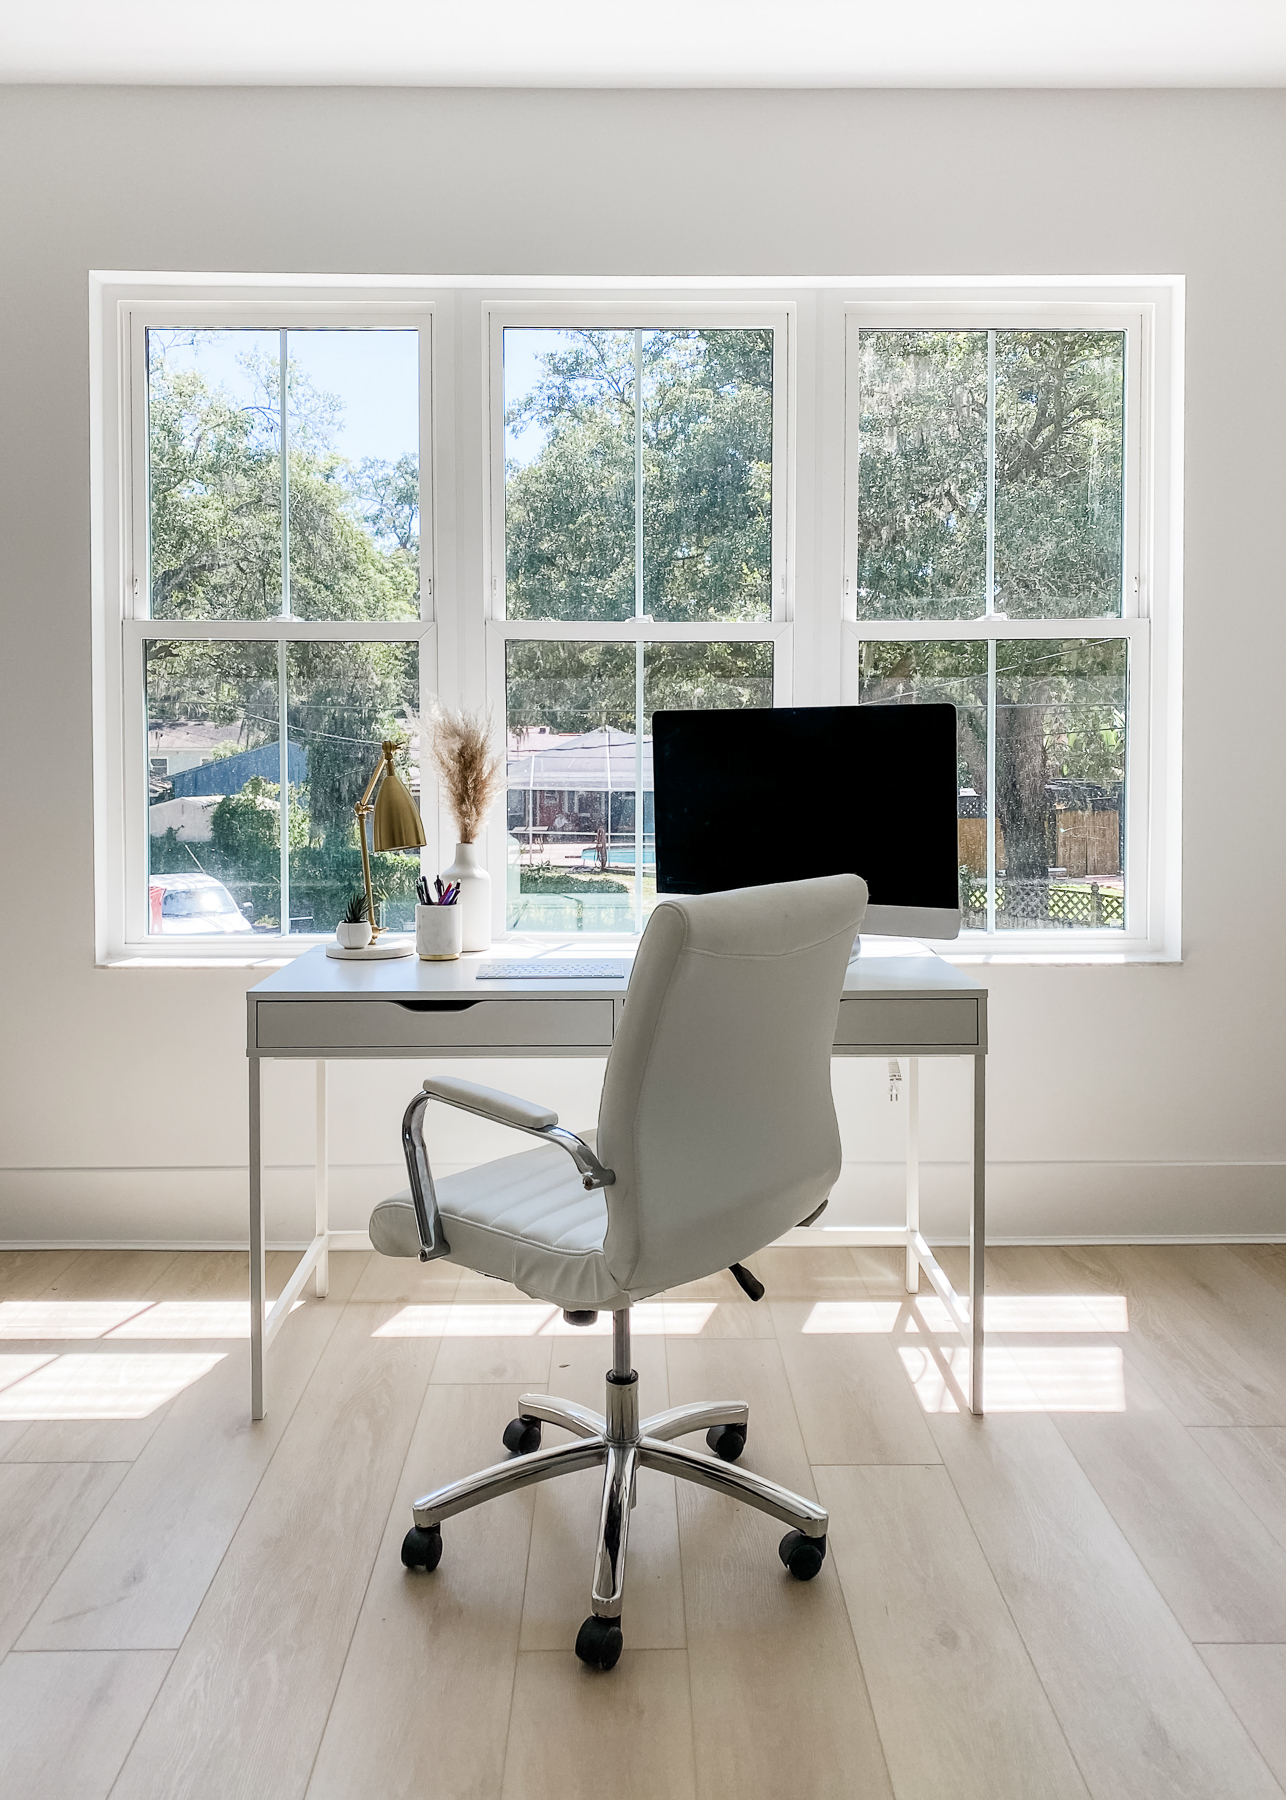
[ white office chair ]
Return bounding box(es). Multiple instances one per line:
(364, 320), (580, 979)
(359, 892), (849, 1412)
(370, 873), (867, 1670)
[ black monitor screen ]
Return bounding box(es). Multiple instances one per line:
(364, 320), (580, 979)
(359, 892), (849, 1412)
(653, 704), (960, 911)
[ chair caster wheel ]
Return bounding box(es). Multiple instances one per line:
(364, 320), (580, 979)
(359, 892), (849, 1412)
(401, 1525), (442, 1571)
(779, 1529), (826, 1581)
(502, 1415), (543, 1456)
(706, 1423), (747, 1462)
(575, 1614), (623, 1671)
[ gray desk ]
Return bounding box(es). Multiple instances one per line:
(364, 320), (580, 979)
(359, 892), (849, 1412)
(246, 939), (988, 1418)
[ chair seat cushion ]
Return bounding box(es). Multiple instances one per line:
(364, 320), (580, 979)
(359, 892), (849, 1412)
(370, 1141), (634, 1311)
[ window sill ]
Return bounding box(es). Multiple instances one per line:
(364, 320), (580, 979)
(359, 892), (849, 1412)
(101, 928), (1179, 970)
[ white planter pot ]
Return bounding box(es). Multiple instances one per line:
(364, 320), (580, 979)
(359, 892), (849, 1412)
(441, 842), (492, 952)
(415, 903), (462, 961)
(336, 920), (372, 949)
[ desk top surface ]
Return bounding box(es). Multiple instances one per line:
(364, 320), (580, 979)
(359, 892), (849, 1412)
(249, 936), (986, 1004)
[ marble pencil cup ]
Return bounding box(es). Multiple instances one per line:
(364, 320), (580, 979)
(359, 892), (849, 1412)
(416, 903), (462, 961)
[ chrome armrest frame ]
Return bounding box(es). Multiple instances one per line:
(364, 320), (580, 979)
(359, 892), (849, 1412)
(400, 1086), (616, 1265)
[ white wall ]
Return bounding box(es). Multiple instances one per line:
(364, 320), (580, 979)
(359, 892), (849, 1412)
(1, 85), (1283, 1245)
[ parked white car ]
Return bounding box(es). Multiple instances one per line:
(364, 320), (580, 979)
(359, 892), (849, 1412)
(148, 873), (254, 934)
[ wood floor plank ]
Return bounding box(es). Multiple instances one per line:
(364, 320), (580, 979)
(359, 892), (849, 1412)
(749, 1245), (867, 1300)
(0, 1249), (84, 1300)
(519, 1333), (684, 1652)
(770, 1298), (942, 1466)
(1197, 1645), (1286, 1791)
(817, 1462), (1090, 1800)
(1047, 1246), (1286, 1428)
(1143, 1245), (1286, 1401)
(307, 1383), (536, 1800)
(18, 1295), (349, 1651)
(501, 1649), (696, 1800)
(1053, 1382), (1286, 1644)
(348, 1248), (459, 1302)
(666, 1336), (893, 1800)
(1188, 1427), (1286, 1554)
(0, 1461), (130, 1655)
(33, 1249), (183, 1301)
(108, 1303), (439, 1800)
(930, 1410), (1284, 1800)
(0, 1649), (173, 1800)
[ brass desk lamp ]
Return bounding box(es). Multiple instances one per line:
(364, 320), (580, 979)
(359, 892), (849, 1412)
(355, 740), (426, 941)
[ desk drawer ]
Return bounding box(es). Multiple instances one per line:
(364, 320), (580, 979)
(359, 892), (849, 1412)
(256, 998), (615, 1052)
(835, 997), (978, 1049)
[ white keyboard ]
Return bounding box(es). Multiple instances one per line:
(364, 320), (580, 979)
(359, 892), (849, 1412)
(477, 960), (630, 981)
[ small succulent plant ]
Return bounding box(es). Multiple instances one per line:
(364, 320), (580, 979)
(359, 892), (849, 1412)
(340, 890), (369, 925)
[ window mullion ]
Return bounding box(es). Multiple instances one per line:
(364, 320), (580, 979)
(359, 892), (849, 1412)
(985, 329), (997, 932)
(278, 331), (292, 937)
(634, 328), (645, 932)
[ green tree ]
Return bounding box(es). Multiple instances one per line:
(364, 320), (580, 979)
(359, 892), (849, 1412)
(505, 329), (774, 623)
(145, 339), (421, 931)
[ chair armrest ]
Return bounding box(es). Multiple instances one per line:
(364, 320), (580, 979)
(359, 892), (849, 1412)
(421, 1076), (558, 1132)
(420, 1076), (616, 1193)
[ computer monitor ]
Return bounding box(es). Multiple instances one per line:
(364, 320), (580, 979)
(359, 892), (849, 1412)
(652, 703), (962, 940)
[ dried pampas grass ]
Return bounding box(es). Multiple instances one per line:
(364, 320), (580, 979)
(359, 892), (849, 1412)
(425, 702), (505, 844)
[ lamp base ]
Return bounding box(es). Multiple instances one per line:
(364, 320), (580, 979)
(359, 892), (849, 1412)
(326, 938), (416, 960)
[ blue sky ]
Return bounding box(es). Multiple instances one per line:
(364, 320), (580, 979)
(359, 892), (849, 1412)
(149, 327), (419, 466)
(150, 325), (588, 472)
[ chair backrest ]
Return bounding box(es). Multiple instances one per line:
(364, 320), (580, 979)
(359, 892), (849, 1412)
(596, 874), (867, 1297)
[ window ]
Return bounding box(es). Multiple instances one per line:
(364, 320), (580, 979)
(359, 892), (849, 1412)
(844, 306), (1162, 947)
(117, 311), (433, 943)
(490, 319), (789, 934)
(95, 279), (1177, 960)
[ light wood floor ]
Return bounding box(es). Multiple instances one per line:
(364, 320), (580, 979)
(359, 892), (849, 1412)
(4, 1242), (1286, 1799)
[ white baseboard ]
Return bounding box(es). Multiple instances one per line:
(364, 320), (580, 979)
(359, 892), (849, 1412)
(2, 1157), (1283, 1248)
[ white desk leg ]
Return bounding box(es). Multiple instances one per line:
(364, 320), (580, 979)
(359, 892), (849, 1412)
(904, 1057), (920, 1293)
(314, 1060), (330, 1298)
(970, 1052), (986, 1416)
(249, 1053), (266, 1422)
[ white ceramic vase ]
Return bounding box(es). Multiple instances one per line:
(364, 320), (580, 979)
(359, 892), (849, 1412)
(336, 920), (372, 950)
(415, 903), (462, 961)
(441, 842), (492, 951)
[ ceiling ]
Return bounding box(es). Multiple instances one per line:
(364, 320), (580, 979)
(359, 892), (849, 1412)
(2, 0), (1284, 88)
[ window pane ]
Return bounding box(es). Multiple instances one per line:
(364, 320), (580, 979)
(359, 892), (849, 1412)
(504, 329), (637, 622)
(147, 327), (420, 624)
(856, 331), (988, 621)
(994, 638), (1126, 930)
(503, 326), (775, 624)
(995, 332), (1124, 618)
(146, 639), (281, 932)
(858, 641), (989, 923)
(148, 330), (282, 620)
(286, 642), (421, 934)
(858, 637), (1127, 930)
(504, 642), (637, 930)
(285, 329), (420, 622)
(642, 329), (773, 623)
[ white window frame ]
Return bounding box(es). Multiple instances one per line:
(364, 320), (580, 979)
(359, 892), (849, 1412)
(91, 275), (1179, 964)
(839, 286), (1181, 961)
(483, 302), (794, 936)
(91, 279), (442, 961)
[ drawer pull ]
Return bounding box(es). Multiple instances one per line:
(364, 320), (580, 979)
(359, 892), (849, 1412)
(396, 1000), (480, 1013)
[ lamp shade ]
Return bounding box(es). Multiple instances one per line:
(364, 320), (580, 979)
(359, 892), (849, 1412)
(372, 768), (427, 852)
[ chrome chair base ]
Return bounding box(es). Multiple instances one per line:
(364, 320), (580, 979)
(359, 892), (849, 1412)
(403, 1308), (829, 1666)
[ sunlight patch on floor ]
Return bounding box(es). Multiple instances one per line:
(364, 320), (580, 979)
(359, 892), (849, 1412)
(898, 1343), (1126, 1413)
(373, 1301), (718, 1338)
(0, 1300), (154, 1338)
(800, 1294), (1128, 1335)
(0, 1354), (58, 1393)
(0, 1352), (226, 1419)
(0, 1299), (301, 1341)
